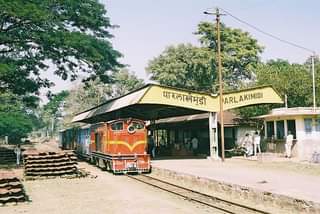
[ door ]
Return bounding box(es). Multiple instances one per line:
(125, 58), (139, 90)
(287, 120), (296, 139)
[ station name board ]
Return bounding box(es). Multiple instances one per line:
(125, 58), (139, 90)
(223, 92), (263, 105)
(162, 91), (207, 106)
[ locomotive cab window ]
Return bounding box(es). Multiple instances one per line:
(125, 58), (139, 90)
(111, 122), (124, 131)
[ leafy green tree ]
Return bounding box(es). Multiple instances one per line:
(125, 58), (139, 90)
(0, 93), (35, 143)
(41, 90), (69, 136)
(147, 44), (215, 92)
(195, 22), (263, 88)
(237, 59), (319, 118)
(112, 69), (145, 95)
(256, 60), (315, 107)
(147, 22), (263, 92)
(63, 69), (144, 126)
(0, 0), (122, 98)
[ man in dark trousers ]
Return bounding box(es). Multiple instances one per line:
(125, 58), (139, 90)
(147, 133), (155, 158)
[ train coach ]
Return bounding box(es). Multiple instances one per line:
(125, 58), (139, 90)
(59, 118), (151, 174)
(59, 127), (79, 150)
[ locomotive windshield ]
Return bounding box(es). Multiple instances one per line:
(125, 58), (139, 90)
(111, 122), (124, 131)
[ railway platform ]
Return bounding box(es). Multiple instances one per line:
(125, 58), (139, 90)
(151, 156), (320, 213)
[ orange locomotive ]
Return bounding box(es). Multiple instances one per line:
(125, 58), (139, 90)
(89, 119), (151, 174)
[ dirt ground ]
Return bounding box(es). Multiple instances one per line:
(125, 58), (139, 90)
(1, 162), (226, 214)
(2, 141), (320, 213)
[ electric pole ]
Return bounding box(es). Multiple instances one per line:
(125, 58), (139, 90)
(216, 8), (225, 162)
(204, 8), (225, 161)
(312, 53), (316, 110)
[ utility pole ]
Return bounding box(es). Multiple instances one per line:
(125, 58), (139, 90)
(312, 53), (316, 110)
(216, 8), (225, 162)
(204, 8), (225, 161)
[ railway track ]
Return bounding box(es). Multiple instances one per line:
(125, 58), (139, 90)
(127, 174), (271, 214)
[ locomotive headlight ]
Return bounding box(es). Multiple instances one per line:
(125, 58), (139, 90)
(127, 125), (136, 134)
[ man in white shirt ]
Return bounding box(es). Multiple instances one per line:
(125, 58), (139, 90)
(285, 131), (294, 158)
(14, 144), (21, 166)
(253, 131), (261, 156)
(241, 133), (253, 157)
(191, 136), (199, 156)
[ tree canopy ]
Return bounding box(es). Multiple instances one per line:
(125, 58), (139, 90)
(236, 59), (320, 118)
(0, 0), (122, 97)
(195, 22), (263, 88)
(146, 44), (215, 92)
(147, 22), (263, 92)
(0, 92), (37, 143)
(62, 69), (144, 126)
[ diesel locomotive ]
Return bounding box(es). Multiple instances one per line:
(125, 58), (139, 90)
(59, 118), (151, 174)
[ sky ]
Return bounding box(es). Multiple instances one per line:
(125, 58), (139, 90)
(43, 0), (320, 101)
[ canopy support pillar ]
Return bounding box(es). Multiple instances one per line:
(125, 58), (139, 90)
(209, 112), (219, 160)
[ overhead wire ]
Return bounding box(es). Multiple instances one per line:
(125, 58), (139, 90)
(218, 7), (315, 54)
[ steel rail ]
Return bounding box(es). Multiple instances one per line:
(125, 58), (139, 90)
(127, 174), (271, 214)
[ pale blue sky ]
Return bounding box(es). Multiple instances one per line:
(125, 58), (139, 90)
(43, 0), (320, 100)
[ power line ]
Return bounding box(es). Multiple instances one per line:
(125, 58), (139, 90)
(219, 7), (315, 54)
(214, 7), (317, 109)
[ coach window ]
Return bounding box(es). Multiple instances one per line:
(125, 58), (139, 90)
(111, 122), (123, 131)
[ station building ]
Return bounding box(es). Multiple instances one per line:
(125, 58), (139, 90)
(149, 111), (256, 157)
(257, 107), (320, 160)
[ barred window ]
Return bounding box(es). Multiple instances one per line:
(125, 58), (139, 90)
(304, 118), (312, 134)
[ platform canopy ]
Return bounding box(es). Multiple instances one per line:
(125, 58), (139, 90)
(72, 84), (283, 124)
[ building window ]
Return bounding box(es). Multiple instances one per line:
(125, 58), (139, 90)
(304, 118), (312, 134)
(266, 121), (274, 138)
(315, 119), (320, 132)
(276, 120), (285, 139)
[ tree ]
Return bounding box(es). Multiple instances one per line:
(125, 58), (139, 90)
(112, 69), (145, 95)
(195, 22), (263, 88)
(0, 0), (122, 98)
(147, 44), (215, 92)
(147, 22), (263, 92)
(62, 69), (144, 126)
(256, 60), (316, 107)
(236, 59), (319, 118)
(0, 92), (36, 143)
(41, 90), (69, 136)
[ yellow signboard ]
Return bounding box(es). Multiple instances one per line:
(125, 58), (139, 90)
(139, 85), (215, 112)
(140, 85), (283, 112)
(222, 86), (283, 110)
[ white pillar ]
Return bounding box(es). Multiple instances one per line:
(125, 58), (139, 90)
(284, 120), (288, 137)
(264, 121), (267, 138)
(209, 112), (219, 159)
(273, 121), (277, 139)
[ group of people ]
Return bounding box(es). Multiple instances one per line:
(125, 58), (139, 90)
(147, 133), (200, 158)
(241, 131), (261, 157)
(242, 131), (294, 158)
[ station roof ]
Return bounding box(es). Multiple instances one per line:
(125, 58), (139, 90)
(151, 111), (240, 128)
(72, 84), (283, 124)
(256, 107), (320, 119)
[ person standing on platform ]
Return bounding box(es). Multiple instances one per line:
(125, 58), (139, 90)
(147, 133), (155, 158)
(285, 131), (294, 158)
(159, 136), (165, 155)
(191, 136), (199, 156)
(14, 144), (21, 166)
(242, 133), (253, 157)
(253, 131), (261, 156)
